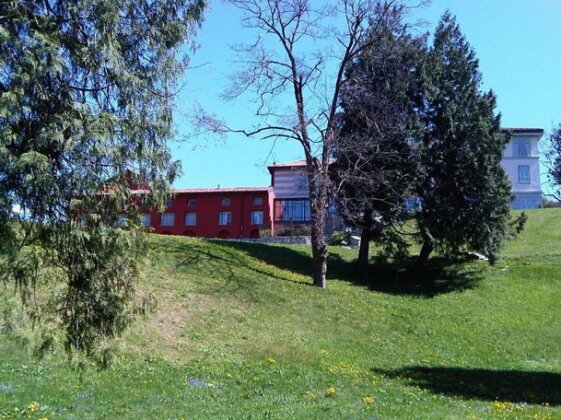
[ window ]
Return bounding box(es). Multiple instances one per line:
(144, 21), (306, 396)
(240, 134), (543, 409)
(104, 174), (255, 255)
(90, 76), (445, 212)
(514, 139), (530, 157)
(166, 198), (174, 208)
(187, 199), (197, 206)
(141, 197), (150, 208)
(295, 175), (307, 191)
(274, 199), (311, 222)
(221, 197), (231, 206)
(143, 213), (151, 227)
(251, 210), (264, 225)
(161, 212), (175, 226)
(253, 197), (263, 205)
(218, 211), (231, 225)
(185, 212), (197, 226)
(518, 165), (530, 184)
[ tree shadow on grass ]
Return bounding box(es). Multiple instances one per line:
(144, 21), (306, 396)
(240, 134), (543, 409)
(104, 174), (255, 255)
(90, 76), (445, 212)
(374, 366), (561, 405)
(354, 255), (485, 298)
(217, 241), (484, 298)
(211, 240), (315, 278)
(151, 239), (316, 303)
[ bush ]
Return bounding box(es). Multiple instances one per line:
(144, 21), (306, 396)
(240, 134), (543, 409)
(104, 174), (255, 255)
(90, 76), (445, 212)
(329, 230), (350, 246)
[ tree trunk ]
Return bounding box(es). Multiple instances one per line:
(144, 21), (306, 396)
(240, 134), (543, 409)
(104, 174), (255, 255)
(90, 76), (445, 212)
(416, 238), (434, 267)
(312, 239), (327, 288)
(310, 206), (327, 288)
(309, 165), (328, 288)
(357, 226), (371, 276)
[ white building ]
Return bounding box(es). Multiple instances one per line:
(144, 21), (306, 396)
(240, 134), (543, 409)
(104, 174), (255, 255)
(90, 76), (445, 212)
(268, 127), (545, 224)
(500, 128), (544, 209)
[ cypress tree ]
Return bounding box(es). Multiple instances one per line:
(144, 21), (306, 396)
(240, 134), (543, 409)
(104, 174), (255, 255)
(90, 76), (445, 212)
(416, 12), (516, 265)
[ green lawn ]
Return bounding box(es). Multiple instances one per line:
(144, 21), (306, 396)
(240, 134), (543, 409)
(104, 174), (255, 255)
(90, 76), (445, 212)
(1, 209), (561, 419)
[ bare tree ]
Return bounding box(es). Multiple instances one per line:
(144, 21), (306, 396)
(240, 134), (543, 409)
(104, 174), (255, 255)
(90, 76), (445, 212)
(199, 0), (424, 288)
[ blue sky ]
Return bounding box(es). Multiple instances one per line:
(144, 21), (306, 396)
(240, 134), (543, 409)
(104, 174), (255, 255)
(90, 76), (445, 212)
(170, 0), (561, 191)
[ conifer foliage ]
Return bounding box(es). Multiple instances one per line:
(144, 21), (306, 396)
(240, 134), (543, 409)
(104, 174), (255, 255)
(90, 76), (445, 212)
(0, 0), (205, 363)
(546, 125), (561, 201)
(415, 12), (515, 265)
(331, 10), (425, 272)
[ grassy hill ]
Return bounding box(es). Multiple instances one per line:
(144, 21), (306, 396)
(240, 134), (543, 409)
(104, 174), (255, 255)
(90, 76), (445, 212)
(1, 209), (561, 418)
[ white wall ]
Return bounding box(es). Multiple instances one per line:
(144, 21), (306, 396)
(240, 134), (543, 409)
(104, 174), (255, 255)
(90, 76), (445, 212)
(501, 157), (541, 193)
(501, 135), (542, 195)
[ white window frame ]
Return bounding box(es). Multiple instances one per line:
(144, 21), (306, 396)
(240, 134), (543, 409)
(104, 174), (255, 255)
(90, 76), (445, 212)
(185, 212), (197, 226)
(161, 212), (175, 226)
(514, 139), (530, 157)
(251, 210), (264, 225)
(218, 211), (231, 225)
(518, 165), (530, 184)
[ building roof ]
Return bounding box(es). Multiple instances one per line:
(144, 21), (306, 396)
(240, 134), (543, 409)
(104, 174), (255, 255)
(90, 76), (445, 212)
(172, 186), (271, 194)
(267, 160), (307, 168)
(267, 160), (307, 174)
(501, 127), (544, 135)
(130, 186), (271, 195)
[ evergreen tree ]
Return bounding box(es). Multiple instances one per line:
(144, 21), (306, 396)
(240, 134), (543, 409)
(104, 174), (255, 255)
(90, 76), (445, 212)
(0, 0), (205, 363)
(331, 13), (425, 273)
(546, 124), (561, 200)
(415, 12), (516, 265)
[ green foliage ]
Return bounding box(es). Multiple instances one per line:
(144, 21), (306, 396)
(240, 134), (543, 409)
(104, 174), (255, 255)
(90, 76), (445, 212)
(332, 11), (424, 258)
(416, 12), (517, 264)
(329, 230), (350, 246)
(0, 0), (205, 361)
(546, 124), (561, 200)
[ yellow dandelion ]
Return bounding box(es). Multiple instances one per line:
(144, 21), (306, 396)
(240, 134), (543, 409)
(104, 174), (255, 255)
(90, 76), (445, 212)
(307, 390), (318, 399)
(27, 401), (39, 412)
(492, 400), (513, 411)
(326, 386), (336, 397)
(362, 395), (375, 404)
(267, 357), (276, 364)
(319, 349), (329, 355)
(225, 372), (233, 379)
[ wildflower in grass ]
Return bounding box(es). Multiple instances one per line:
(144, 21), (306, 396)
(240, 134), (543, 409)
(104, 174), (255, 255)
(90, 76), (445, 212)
(267, 357), (276, 364)
(325, 386), (336, 397)
(362, 395), (375, 404)
(307, 390), (318, 399)
(38, 418), (49, 420)
(319, 349), (328, 355)
(225, 372), (233, 379)
(27, 401), (39, 412)
(492, 400), (513, 411)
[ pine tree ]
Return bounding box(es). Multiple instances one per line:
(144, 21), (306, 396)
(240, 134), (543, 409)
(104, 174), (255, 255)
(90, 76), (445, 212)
(331, 12), (425, 273)
(415, 12), (516, 265)
(0, 0), (205, 363)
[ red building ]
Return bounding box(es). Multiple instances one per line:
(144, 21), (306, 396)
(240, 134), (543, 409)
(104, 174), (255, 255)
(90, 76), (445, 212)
(142, 187), (274, 239)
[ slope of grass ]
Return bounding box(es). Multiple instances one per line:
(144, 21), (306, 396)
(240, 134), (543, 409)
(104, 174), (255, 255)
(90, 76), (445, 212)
(1, 209), (560, 418)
